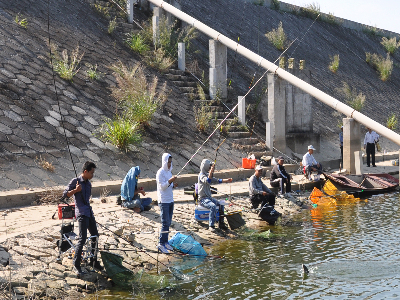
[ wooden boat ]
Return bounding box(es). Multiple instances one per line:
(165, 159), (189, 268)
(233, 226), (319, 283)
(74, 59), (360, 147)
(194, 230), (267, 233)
(323, 173), (399, 194)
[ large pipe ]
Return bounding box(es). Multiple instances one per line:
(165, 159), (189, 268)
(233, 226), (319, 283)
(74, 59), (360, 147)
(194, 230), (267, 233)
(148, 0), (400, 146)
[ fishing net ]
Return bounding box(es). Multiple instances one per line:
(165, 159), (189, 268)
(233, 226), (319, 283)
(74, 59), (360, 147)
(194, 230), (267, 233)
(168, 233), (207, 256)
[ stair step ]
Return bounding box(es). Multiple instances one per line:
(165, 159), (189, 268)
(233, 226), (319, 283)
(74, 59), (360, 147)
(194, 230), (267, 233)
(251, 151), (273, 159)
(172, 81), (198, 87)
(232, 137), (259, 145)
(166, 74), (183, 81)
(168, 68), (186, 75)
(228, 131), (251, 138)
(179, 86), (196, 93)
(183, 92), (198, 99)
(232, 144), (267, 152)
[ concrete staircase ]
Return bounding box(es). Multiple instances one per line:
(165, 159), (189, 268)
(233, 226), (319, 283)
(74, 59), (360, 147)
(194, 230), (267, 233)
(166, 67), (271, 159)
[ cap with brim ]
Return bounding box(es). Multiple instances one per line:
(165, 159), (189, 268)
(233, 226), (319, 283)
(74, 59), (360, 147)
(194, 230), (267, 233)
(278, 156), (284, 161)
(255, 165), (263, 170)
(308, 145), (316, 150)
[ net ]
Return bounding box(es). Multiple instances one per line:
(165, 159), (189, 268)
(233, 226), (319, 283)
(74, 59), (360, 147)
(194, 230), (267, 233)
(169, 233), (208, 256)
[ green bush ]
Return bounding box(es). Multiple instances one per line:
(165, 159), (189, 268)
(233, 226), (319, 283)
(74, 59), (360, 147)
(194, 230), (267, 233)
(338, 82), (365, 111)
(15, 14), (27, 28)
(381, 37), (400, 55)
(144, 48), (175, 73)
(328, 54), (340, 73)
(110, 61), (167, 126)
(301, 3), (320, 20)
(253, 0), (264, 5)
(85, 63), (102, 80)
(99, 117), (142, 151)
(366, 52), (393, 81)
(194, 103), (213, 133)
(51, 45), (83, 81)
(108, 17), (117, 34)
(386, 113), (398, 130)
(270, 0), (280, 10)
(265, 21), (287, 50)
(126, 33), (150, 55)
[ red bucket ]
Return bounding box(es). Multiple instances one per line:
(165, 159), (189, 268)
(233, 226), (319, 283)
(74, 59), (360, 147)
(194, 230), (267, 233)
(242, 158), (256, 169)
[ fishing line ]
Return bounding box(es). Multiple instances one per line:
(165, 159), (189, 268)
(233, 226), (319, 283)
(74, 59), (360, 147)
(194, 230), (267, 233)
(47, 0), (77, 177)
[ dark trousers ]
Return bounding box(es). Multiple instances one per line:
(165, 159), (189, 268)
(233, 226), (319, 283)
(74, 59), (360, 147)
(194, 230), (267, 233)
(306, 163), (323, 176)
(366, 143), (375, 166)
(74, 215), (99, 267)
(270, 178), (291, 194)
(250, 193), (275, 209)
(340, 146), (343, 166)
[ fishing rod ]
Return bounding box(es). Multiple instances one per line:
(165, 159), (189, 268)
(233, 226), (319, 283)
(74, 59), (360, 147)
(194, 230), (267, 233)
(96, 221), (187, 279)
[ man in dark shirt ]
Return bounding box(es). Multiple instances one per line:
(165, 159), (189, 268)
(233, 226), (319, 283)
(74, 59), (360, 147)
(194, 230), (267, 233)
(248, 165), (275, 209)
(270, 156), (291, 195)
(63, 161), (102, 275)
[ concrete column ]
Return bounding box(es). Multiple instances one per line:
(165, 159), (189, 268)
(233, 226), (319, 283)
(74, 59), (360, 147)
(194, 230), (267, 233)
(152, 7), (160, 46)
(399, 149), (400, 175)
(238, 96), (245, 125)
(209, 39), (227, 99)
(354, 151), (362, 175)
(178, 42), (185, 71)
(266, 122), (273, 150)
(343, 118), (361, 174)
(127, 0), (134, 24)
(267, 72), (286, 152)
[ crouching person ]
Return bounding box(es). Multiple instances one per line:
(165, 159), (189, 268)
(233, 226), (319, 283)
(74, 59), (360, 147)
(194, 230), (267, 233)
(63, 161), (103, 275)
(198, 159), (232, 232)
(121, 166), (152, 212)
(270, 156), (292, 195)
(249, 165), (276, 209)
(156, 153), (178, 254)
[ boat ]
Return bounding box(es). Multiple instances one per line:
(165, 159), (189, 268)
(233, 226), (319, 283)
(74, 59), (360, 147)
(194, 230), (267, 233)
(323, 173), (399, 194)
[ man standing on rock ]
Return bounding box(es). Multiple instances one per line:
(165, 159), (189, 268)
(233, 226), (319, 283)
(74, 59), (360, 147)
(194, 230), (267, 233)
(198, 159), (232, 232)
(63, 161), (102, 275)
(249, 165), (276, 209)
(270, 156), (292, 195)
(364, 127), (379, 167)
(156, 153), (178, 254)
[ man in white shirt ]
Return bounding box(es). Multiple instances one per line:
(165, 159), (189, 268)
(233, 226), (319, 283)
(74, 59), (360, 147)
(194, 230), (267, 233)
(302, 145), (323, 179)
(364, 128), (379, 167)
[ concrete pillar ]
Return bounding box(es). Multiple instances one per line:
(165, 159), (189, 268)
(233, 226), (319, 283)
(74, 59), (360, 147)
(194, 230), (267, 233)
(178, 42), (185, 71)
(152, 8), (160, 46)
(238, 96), (245, 125)
(266, 122), (273, 150)
(209, 39), (227, 99)
(267, 72), (286, 152)
(399, 149), (400, 175)
(343, 118), (361, 174)
(354, 151), (362, 175)
(127, 0), (134, 24)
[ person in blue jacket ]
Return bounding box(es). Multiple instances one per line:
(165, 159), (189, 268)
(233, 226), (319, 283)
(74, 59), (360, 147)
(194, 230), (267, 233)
(121, 166), (152, 212)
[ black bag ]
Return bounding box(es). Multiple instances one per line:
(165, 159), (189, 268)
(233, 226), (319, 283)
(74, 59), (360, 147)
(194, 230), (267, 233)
(259, 205), (281, 225)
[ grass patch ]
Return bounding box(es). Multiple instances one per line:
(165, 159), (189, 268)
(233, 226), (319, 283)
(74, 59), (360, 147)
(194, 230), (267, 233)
(92, 3), (110, 19)
(337, 82), (365, 112)
(362, 24), (382, 36)
(253, 0), (264, 5)
(35, 155), (55, 172)
(108, 17), (117, 34)
(270, 0), (280, 10)
(300, 3), (320, 20)
(126, 32), (150, 55)
(328, 54), (340, 73)
(366, 52), (393, 81)
(110, 61), (167, 126)
(15, 14), (27, 28)
(51, 44), (84, 81)
(85, 63), (102, 80)
(194, 103), (213, 133)
(99, 116), (142, 151)
(380, 37), (400, 55)
(265, 21), (287, 50)
(386, 113), (398, 131)
(144, 48), (175, 73)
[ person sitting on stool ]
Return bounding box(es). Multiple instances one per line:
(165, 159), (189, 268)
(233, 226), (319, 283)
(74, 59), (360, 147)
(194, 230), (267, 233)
(270, 156), (292, 195)
(302, 145), (323, 180)
(364, 128), (379, 167)
(249, 165), (276, 209)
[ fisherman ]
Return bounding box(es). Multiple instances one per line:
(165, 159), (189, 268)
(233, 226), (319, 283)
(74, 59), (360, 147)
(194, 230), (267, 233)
(156, 153), (178, 254)
(339, 126), (343, 167)
(198, 159), (232, 232)
(63, 161), (103, 275)
(270, 156), (292, 195)
(364, 127), (379, 167)
(121, 166), (152, 212)
(302, 145), (323, 180)
(249, 165), (276, 209)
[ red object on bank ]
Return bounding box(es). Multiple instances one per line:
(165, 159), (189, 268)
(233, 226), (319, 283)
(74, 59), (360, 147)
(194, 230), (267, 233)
(58, 203), (75, 220)
(242, 158), (256, 169)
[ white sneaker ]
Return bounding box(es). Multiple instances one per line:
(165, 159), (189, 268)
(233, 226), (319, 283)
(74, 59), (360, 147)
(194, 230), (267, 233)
(209, 226), (217, 232)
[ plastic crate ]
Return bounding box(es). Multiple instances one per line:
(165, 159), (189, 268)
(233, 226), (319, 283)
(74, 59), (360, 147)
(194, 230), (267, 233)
(194, 205), (219, 221)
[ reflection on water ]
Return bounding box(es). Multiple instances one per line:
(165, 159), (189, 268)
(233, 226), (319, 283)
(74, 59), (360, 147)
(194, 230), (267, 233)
(102, 191), (400, 299)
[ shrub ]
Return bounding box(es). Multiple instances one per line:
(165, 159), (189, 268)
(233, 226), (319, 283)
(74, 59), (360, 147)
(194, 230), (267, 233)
(126, 32), (150, 55)
(253, 0), (264, 5)
(265, 21), (287, 50)
(110, 61), (167, 126)
(270, 0), (280, 10)
(323, 12), (341, 25)
(362, 25), (380, 36)
(194, 103), (213, 133)
(338, 82), (365, 111)
(144, 48), (175, 73)
(15, 14), (27, 28)
(108, 17), (117, 34)
(99, 116), (142, 151)
(85, 63), (102, 80)
(328, 54), (340, 73)
(51, 45), (83, 81)
(386, 113), (398, 130)
(366, 52), (393, 81)
(301, 3), (320, 20)
(381, 37), (400, 55)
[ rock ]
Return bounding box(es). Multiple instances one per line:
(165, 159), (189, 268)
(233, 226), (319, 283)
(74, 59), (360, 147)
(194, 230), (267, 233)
(65, 277), (86, 289)
(13, 286), (28, 295)
(0, 247), (10, 266)
(28, 278), (47, 296)
(49, 262), (66, 273)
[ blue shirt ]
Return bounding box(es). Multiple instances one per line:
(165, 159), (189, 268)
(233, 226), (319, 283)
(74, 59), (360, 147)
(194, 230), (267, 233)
(339, 132), (343, 146)
(63, 175), (93, 218)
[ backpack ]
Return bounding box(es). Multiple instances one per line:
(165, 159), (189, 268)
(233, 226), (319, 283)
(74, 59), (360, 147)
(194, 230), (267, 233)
(259, 205), (281, 225)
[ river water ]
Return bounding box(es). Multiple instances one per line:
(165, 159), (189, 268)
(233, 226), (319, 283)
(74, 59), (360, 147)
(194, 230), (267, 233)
(101, 191), (400, 299)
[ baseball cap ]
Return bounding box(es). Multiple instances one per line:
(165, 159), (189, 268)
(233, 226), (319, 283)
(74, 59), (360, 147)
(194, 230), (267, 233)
(278, 156), (284, 161)
(308, 145), (316, 150)
(255, 165), (263, 170)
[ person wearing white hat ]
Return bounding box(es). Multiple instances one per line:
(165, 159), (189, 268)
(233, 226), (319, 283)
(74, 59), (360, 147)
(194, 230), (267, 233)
(249, 165), (276, 209)
(302, 145), (323, 180)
